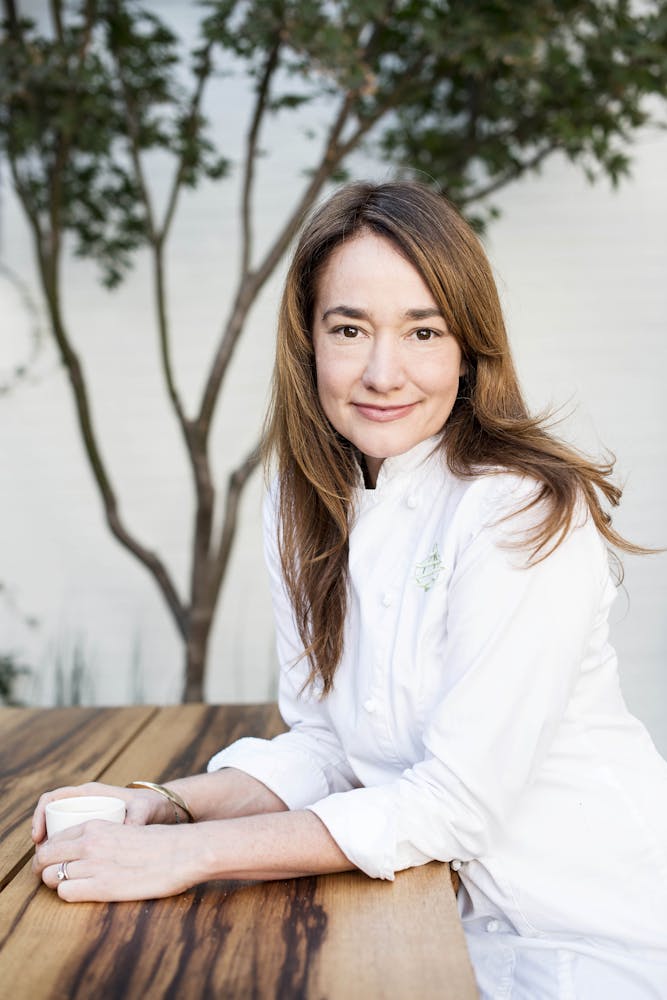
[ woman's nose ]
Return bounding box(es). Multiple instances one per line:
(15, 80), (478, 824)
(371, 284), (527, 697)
(361, 337), (406, 392)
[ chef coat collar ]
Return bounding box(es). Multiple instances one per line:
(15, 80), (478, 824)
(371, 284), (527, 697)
(355, 434), (445, 496)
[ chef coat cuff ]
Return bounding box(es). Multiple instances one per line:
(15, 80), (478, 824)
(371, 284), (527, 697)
(207, 735), (332, 810)
(308, 786), (432, 880)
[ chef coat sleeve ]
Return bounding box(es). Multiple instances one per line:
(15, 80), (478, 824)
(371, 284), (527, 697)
(206, 485), (359, 807)
(308, 483), (611, 879)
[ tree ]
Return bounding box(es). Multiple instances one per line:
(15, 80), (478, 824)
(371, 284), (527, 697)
(1, 0), (665, 701)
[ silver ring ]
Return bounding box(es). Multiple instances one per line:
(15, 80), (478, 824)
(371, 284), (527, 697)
(56, 861), (70, 881)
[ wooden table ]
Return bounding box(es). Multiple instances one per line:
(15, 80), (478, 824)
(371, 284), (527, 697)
(0, 704), (477, 999)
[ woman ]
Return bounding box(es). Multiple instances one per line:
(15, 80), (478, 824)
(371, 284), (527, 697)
(33, 182), (667, 997)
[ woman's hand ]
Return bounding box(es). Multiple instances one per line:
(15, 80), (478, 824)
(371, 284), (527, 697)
(32, 820), (205, 902)
(31, 782), (175, 844)
(33, 809), (353, 901)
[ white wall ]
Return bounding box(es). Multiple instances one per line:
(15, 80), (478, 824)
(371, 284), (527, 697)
(1, 4), (665, 753)
(487, 139), (667, 752)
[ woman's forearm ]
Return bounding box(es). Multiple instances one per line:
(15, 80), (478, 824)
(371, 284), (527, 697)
(190, 809), (354, 882)
(163, 768), (289, 822)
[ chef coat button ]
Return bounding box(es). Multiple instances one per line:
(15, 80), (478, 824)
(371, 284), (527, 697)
(406, 495), (418, 509)
(485, 919), (500, 933)
(363, 698), (377, 713)
(450, 859), (462, 872)
(381, 592), (392, 607)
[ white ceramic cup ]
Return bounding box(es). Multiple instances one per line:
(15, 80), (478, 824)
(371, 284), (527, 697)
(45, 795), (127, 838)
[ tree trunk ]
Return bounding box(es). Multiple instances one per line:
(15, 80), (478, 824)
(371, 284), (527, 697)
(182, 606), (213, 702)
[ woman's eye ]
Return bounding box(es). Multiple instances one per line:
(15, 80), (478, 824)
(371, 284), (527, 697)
(336, 326), (359, 339)
(414, 328), (438, 341)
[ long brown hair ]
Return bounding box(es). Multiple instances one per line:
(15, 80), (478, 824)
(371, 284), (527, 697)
(264, 181), (647, 695)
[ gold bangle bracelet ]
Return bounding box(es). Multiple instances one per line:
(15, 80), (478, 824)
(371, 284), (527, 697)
(127, 781), (195, 824)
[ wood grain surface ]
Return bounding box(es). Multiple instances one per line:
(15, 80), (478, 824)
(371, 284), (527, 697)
(0, 705), (477, 1000)
(0, 706), (156, 889)
(98, 702), (286, 786)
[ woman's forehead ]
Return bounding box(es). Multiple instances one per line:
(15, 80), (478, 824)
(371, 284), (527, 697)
(314, 232), (440, 311)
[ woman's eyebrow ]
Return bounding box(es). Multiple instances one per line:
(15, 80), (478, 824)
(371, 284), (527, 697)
(321, 305), (369, 321)
(402, 307), (445, 321)
(320, 305), (444, 321)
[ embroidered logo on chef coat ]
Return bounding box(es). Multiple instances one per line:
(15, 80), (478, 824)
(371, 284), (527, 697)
(415, 543), (443, 591)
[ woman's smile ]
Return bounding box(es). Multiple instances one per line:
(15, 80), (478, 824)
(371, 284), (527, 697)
(352, 401), (419, 421)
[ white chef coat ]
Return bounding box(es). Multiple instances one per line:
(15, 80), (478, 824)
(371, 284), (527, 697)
(208, 436), (667, 998)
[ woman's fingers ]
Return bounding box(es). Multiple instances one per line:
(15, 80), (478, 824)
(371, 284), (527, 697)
(32, 824), (84, 876)
(41, 858), (90, 890)
(32, 782), (115, 843)
(33, 821), (202, 902)
(32, 786), (84, 843)
(32, 785), (74, 843)
(31, 783), (171, 843)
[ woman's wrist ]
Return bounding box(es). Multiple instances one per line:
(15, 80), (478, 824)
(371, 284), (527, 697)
(132, 786), (180, 825)
(158, 769), (288, 822)
(126, 781), (194, 823)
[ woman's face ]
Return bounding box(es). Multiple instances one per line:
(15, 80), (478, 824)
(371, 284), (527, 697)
(312, 231), (464, 486)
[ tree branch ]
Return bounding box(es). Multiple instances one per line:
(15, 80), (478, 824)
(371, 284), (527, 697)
(108, 14), (193, 433)
(49, 0), (64, 41)
(209, 442), (263, 605)
(2, 0), (19, 34)
(152, 44), (221, 581)
(240, 39), (281, 279)
(151, 243), (189, 429)
(110, 34), (158, 243)
(461, 142), (558, 205)
(148, 40), (218, 439)
(6, 152), (43, 243)
(77, 0), (97, 62)
(159, 39), (215, 243)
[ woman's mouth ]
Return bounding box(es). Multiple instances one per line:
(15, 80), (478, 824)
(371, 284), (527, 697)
(352, 402), (417, 422)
